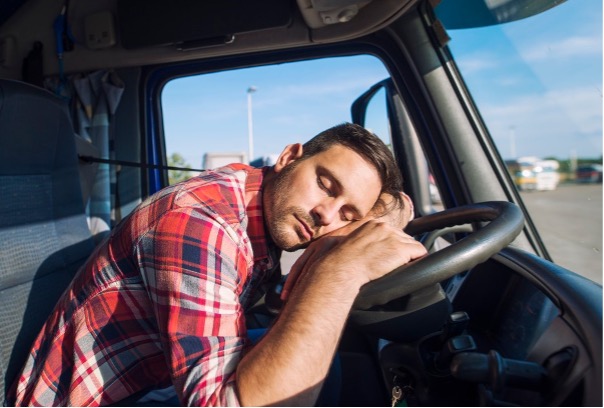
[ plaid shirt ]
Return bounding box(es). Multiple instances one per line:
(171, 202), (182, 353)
(8, 164), (280, 406)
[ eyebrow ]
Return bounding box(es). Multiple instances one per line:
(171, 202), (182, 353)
(317, 165), (364, 219)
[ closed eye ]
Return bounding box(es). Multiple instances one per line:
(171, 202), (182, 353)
(317, 175), (334, 197)
(316, 166), (364, 220)
(340, 206), (360, 222)
(340, 209), (354, 222)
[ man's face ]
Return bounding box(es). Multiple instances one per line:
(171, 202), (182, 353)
(264, 144), (382, 251)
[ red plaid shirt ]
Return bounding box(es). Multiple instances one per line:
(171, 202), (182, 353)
(9, 164), (280, 406)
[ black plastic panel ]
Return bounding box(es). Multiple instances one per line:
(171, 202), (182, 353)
(117, 0), (293, 49)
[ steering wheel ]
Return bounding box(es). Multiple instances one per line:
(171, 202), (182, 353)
(353, 201), (525, 310)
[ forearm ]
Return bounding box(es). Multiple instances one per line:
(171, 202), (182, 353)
(236, 220), (427, 406)
(236, 263), (363, 406)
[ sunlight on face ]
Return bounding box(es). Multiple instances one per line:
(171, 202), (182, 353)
(265, 145), (381, 251)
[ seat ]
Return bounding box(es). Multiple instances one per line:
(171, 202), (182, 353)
(0, 79), (96, 404)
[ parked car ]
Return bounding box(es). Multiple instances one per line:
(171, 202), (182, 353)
(576, 164), (603, 183)
(0, 0), (601, 407)
(506, 158), (560, 192)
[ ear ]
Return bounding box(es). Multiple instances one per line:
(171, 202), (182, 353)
(273, 143), (303, 173)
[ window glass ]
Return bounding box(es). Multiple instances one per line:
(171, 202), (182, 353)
(362, 86), (391, 146)
(443, 1), (602, 283)
(161, 55), (390, 184)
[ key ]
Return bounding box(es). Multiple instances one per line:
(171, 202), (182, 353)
(391, 385), (403, 407)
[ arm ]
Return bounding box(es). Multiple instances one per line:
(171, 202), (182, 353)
(236, 193), (426, 406)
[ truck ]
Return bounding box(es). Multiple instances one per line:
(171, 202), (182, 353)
(202, 152), (248, 169)
(506, 157), (560, 191)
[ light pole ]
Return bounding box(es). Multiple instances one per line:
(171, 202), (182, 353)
(509, 126), (516, 159)
(247, 86), (257, 163)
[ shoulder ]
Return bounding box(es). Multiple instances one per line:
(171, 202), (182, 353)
(173, 164), (256, 220)
(134, 165), (258, 242)
(115, 165), (262, 256)
(132, 165), (254, 226)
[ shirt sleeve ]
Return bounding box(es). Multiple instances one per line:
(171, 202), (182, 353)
(135, 207), (251, 406)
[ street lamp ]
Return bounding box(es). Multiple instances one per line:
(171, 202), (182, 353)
(247, 86), (257, 163)
(509, 126), (516, 159)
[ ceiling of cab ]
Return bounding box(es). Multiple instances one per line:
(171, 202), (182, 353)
(0, 0), (415, 78)
(297, 0), (373, 28)
(0, 0), (30, 26)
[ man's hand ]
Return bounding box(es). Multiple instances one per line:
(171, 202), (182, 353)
(281, 192), (425, 301)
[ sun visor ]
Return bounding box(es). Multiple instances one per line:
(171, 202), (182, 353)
(117, 0), (293, 49)
(435, 0), (565, 29)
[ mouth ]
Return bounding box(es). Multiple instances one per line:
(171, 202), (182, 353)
(295, 214), (315, 241)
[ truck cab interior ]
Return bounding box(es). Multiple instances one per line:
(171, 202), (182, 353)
(0, 0), (601, 406)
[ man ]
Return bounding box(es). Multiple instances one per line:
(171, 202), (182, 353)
(9, 123), (426, 406)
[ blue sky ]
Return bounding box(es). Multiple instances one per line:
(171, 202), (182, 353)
(162, 57), (390, 167)
(162, 1), (602, 167)
(446, 0), (603, 160)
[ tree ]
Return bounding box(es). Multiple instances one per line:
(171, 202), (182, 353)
(168, 152), (192, 184)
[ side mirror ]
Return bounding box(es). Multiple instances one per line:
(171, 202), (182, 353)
(351, 78), (440, 215)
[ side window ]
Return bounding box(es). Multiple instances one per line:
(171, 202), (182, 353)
(161, 55), (392, 184)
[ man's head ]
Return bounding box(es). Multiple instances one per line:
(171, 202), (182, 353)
(263, 123), (404, 251)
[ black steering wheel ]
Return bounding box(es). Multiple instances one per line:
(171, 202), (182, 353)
(353, 201), (525, 310)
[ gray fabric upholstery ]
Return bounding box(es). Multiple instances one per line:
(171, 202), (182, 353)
(0, 79), (95, 403)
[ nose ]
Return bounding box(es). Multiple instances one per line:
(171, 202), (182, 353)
(312, 198), (343, 228)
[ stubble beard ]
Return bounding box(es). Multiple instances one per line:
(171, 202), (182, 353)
(266, 165), (318, 251)
(270, 206), (316, 251)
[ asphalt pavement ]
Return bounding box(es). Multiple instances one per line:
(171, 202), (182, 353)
(520, 183), (602, 284)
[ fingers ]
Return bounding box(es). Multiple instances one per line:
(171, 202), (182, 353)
(367, 191), (415, 230)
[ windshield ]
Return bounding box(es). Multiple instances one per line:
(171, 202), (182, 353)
(439, 1), (602, 283)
